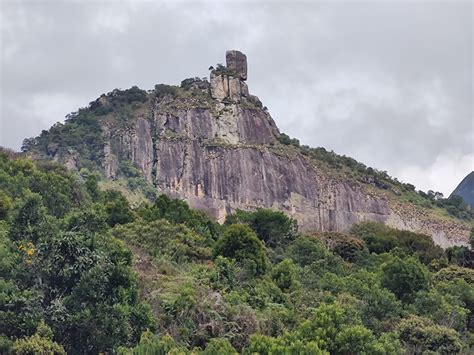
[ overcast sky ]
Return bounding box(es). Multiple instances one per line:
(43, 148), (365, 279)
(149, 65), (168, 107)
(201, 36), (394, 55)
(1, 0), (472, 196)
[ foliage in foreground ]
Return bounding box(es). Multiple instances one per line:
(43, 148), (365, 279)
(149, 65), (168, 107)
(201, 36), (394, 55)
(1, 150), (473, 354)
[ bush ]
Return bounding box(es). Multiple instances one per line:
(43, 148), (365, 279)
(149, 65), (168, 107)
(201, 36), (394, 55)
(350, 221), (443, 263)
(89, 86), (148, 115)
(201, 338), (237, 354)
(0, 190), (12, 220)
(143, 194), (218, 240)
(286, 236), (346, 279)
(153, 84), (178, 98)
(225, 208), (298, 247)
(277, 133), (300, 147)
(287, 236), (334, 266)
(117, 332), (187, 354)
(102, 190), (135, 227)
(8, 193), (50, 242)
(434, 265), (474, 284)
(22, 109), (105, 170)
(244, 334), (326, 355)
(381, 256), (429, 302)
(271, 259), (300, 292)
(334, 325), (376, 354)
(12, 321), (66, 355)
(313, 232), (366, 262)
(212, 64), (238, 77)
(119, 160), (142, 178)
(113, 219), (211, 263)
(435, 195), (473, 220)
(446, 246), (474, 268)
(397, 316), (463, 353)
(214, 224), (268, 275)
(209, 256), (238, 291)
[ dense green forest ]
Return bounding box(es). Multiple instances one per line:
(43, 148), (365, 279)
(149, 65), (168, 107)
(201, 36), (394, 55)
(1, 148), (474, 354)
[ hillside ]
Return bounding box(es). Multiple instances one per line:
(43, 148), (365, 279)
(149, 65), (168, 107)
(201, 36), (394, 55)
(23, 50), (472, 247)
(1, 148), (474, 353)
(452, 172), (474, 208)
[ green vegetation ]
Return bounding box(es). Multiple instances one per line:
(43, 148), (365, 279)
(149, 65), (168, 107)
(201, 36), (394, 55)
(277, 132), (474, 221)
(89, 86), (148, 116)
(0, 150), (154, 353)
(21, 113), (104, 170)
(381, 256), (429, 302)
(21, 86), (149, 171)
(2, 149), (473, 353)
(313, 231), (367, 262)
(351, 221), (444, 264)
(11, 321), (65, 354)
(211, 63), (238, 77)
(213, 224), (268, 275)
(224, 208), (298, 248)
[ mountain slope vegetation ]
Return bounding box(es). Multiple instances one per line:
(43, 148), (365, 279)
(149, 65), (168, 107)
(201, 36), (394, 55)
(1, 149), (473, 353)
(22, 84), (473, 235)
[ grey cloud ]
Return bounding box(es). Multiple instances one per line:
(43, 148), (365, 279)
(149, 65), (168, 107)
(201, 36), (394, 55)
(1, 0), (472, 195)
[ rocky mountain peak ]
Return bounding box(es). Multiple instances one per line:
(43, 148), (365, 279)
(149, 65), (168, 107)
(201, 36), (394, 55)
(226, 50), (248, 80)
(210, 50), (252, 103)
(451, 171), (474, 208)
(21, 50), (472, 247)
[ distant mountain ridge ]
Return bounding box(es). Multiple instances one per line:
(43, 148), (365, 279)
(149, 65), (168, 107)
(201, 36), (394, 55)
(451, 171), (474, 208)
(22, 50), (471, 247)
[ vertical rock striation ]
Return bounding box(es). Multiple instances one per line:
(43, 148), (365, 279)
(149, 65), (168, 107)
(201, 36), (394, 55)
(210, 50), (252, 103)
(226, 50), (248, 80)
(35, 50), (470, 247)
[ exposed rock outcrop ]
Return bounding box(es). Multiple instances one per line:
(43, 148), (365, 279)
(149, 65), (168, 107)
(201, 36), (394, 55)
(29, 50), (471, 247)
(210, 50), (250, 103)
(103, 101), (470, 247)
(226, 50), (248, 80)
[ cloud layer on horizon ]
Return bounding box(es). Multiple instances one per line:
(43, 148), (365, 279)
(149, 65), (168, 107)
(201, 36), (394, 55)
(1, 0), (472, 196)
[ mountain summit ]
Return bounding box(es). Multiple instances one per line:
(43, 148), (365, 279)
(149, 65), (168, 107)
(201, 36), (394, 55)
(23, 51), (471, 247)
(451, 171), (474, 208)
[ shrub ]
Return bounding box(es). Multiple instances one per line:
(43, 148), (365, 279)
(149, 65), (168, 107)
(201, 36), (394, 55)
(0, 190), (12, 220)
(397, 316), (463, 353)
(117, 332), (188, 354)
(102, 190), (135, 227)
(313, 232), (366, 262)
(277, 133), (300, 147)
(350, 221), (443, 263)
(381, 256), (429, 302)
(212, 64), (238, 77)
(209, 256), (238, 291)
(434, 265), (474, 284)
(271, 259), (300, 292)
(225, 208), (298, 247)
(143, 194), (218, 240)
(201, 338), (237, 354)
(119, 160), (142, 178)
(113, 219), (211, 263)
(8, 193), (50, 242)
(334, 325), (376, 354)
(12, 321), (66, 355)
(244, 334), (326, 355)
(153, 84), (178, 98)
(214, 224), (268, 275)
(287, 236), (334, 266)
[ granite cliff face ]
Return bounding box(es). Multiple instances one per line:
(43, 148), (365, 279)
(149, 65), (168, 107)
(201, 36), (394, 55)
(26, 50), (470, 247)
(94, 50), (469, 247)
